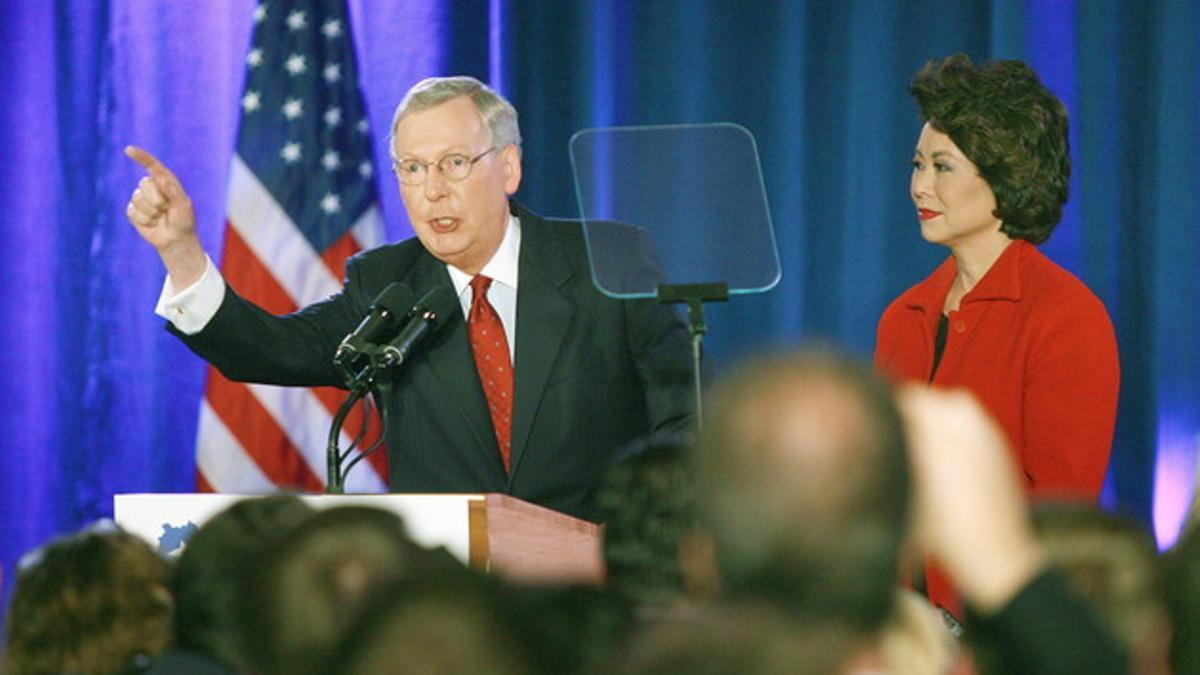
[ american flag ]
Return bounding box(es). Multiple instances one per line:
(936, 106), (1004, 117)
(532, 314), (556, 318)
(196, 0), (388, 493)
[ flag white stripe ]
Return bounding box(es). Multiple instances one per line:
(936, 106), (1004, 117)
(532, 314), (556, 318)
(350, 205), (385, 253)
(195, 401), (277, 494)
(226, 156), (343, 307)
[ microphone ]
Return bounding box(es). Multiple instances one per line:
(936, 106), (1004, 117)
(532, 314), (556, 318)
(377, 285), (457, 368)
(333, 282), (416, 366)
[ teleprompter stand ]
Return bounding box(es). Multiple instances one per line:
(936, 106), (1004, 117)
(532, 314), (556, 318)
(656, 282), (729, 427)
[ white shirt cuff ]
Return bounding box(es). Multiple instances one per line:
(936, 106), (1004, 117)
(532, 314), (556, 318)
(154, 255), (226, 335)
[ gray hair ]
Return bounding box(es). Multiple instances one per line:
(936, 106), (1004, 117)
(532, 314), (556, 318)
(389, 76), (522, 160)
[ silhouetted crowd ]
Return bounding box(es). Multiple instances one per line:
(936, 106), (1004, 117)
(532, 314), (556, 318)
(4, 348), (1197, 674)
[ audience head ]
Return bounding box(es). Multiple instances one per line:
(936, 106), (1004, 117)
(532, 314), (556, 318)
(172, 494), (315, 670)
(615, 601), (866, 674)
(696, 347), (910, 632)
(909, 53), (1070, 244)
(597, 432), (698, 608)
(505, 582), (635, 674)
(236, 505), (446, 675)
(1031, 501), (1169, 671)
(328, 568), (536, 675)
(1164, 519), (1200, 675)
(3, 523), (173, 675)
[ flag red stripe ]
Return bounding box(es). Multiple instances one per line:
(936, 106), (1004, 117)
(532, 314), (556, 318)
(320, 230), (361, 283)
(204, 368), (325, 492)
(220, 223), (300, 315)
(196, 469), (214, 494)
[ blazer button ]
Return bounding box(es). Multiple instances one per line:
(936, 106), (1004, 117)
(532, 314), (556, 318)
(952, 320), (966, 333)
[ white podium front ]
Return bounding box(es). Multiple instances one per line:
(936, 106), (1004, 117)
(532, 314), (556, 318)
(114, 493), (603, 585)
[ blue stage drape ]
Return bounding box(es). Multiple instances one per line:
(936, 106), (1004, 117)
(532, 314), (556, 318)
(1, 0), (1196, 631)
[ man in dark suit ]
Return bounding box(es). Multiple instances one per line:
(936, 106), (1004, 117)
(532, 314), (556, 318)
(124, 77), (696, 521)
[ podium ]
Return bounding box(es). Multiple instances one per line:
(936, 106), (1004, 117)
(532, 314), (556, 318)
(114, 493), (604, 585)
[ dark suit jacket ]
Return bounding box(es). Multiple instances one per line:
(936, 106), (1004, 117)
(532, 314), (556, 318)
(967, 569), (1130, 675)
(175, 203), (697, 520)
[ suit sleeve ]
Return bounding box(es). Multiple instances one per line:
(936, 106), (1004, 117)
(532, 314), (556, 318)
(169, 260), (374, 388)
(967, 569), (1130, 675)
(1020, 291), (1120, 498)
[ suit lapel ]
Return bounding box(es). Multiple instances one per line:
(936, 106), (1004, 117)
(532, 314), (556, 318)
(406, 254), (502, 469)
(509, 214), (576, 481)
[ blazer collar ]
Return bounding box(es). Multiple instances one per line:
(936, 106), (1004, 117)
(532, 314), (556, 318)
(905, 239), (1027, 313)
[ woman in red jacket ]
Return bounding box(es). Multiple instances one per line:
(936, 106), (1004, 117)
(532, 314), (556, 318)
(875, 54), (1120, 619)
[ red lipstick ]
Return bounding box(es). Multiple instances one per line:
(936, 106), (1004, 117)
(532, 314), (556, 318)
(917, 208), (942, 221)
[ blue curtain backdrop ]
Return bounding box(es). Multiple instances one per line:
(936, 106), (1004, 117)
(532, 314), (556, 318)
(1, 0), (1197, 623)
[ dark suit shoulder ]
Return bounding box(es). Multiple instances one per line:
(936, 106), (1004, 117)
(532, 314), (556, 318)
(337, 236), (451, 308)
(514, 203), (656, 283)
(513, 204), (585, 243)
(345, 236), (428, 277)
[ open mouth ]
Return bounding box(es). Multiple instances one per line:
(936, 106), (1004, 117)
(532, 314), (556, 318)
(429, 217), (458, 232)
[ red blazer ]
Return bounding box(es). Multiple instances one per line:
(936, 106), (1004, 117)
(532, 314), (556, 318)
(875, 240), (1120, 613)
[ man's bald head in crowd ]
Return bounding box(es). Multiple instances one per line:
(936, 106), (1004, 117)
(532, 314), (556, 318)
(696, 348), (910, 631)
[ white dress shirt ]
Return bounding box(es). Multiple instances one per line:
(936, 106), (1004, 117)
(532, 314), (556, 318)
(445, 214), (520, 362)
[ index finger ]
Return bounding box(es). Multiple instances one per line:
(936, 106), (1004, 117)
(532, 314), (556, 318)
(124, 145), (184, 195)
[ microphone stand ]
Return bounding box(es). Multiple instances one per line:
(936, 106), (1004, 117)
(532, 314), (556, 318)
(325, 300), (444, 493)
(341, 380), (392, 480)
(325, 366), (376, 494)
(326, 392), (361, 494)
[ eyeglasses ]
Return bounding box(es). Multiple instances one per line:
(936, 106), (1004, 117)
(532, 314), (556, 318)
(391, 147), (498, 186)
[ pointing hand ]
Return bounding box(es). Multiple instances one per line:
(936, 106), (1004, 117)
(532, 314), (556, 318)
(124, 145), (207, 288)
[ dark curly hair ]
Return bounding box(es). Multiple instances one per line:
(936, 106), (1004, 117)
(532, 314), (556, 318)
(4, 526), (173, 675)
(910, 53), (1070, 244)
(596, 432), (697, 607)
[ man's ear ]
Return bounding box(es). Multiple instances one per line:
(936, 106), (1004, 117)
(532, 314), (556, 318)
(501, 144), (522, 195)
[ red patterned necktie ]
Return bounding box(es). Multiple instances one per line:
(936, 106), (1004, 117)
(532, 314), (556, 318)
(467, 275), (513, 472)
